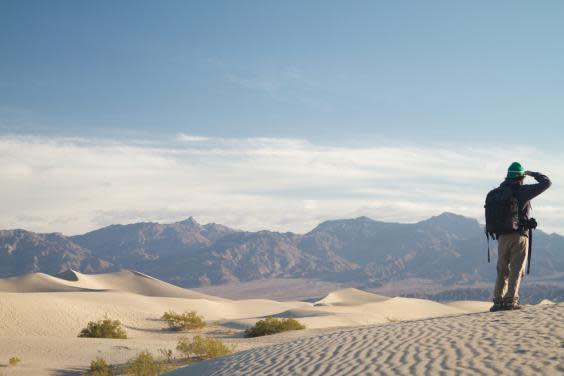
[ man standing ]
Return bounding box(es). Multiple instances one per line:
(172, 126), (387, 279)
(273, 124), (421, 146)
(490, 162), (551, 312)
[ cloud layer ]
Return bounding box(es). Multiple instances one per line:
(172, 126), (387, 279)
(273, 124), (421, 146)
(1, 134), (562, 236)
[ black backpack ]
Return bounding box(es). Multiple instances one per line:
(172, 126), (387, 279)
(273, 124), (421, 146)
(484, 185), (519, 262)
(485, 185), (520, 238)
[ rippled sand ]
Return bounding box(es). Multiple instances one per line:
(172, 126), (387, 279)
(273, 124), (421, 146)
(167, 303), (564, 376)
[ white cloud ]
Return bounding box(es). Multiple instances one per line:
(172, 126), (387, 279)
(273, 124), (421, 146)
(176, 133), (210, 142)
(0, 134), (562, 236)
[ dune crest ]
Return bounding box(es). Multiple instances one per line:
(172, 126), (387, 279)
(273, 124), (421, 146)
(0, 269), (220, 300)
(55, 269), (80, 281)
(538, 299), (555, 305)
(314, 288), (390, 306)
(0, 272), (99, 293)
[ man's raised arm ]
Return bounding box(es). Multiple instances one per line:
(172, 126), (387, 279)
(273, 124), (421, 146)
(521, 171), (552, 201)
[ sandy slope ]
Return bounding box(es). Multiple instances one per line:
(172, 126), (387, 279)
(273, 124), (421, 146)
(0, 271), (495, 375)
(167, 303), (564, 376)
(314, 287), (390, 306)
(0, 270), (218, 299)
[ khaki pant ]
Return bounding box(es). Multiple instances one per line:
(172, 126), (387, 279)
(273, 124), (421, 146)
(493, 232), (528, 301)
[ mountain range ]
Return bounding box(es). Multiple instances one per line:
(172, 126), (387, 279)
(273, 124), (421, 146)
(2, 213), (564, 291)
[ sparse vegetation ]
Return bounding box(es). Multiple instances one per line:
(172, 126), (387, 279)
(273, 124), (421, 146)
(84, 357), (114, 376)
(8, 356), (21, 366)
(124, 351), (172, 376)
(83, 352), (178, 376)
(385, 316), (401, 323)
(176, 336), (235, 360)
(78, 317), (127, 339)
(244, 317), (305, 337)
(157, 348), (174, 362)
(161, 310), (206, 331)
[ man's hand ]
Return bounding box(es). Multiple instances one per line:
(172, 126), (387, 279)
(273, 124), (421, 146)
(524, 170), (532, 176)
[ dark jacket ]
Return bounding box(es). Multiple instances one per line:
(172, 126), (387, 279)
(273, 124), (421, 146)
(500, 172), (552, 235)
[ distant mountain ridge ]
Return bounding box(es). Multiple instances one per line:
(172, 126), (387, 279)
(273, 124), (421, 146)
(2, 213), (564, 289)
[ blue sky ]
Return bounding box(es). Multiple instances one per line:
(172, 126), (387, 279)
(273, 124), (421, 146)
(0, 1), (562, 234)
(2, 1), (563, 143)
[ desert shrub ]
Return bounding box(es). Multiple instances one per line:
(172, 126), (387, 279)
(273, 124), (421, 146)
(157, 348), (174, 362)
(176, 336), (235, 360)
(161, 310), (206, 331)
(84, 357), (113, 376)
(124, 351), (167, 376)
(8, 356), (21, 366)
(78, 317), (127, 339)
(244, 317), (305, 337)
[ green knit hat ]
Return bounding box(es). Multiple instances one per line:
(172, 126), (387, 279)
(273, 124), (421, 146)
(507, 161), (525, 179)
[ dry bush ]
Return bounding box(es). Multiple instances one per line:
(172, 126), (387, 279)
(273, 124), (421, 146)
(124, 351), (173, 376)
(78, 317), (127, 339)
(176, 336), (235, 360)
(161, 310), (206, 331)
(83, 357), (113, 376)
(244, 317), (305, 337)
(157, 348), (174, 362)
(8, 356), (21, 366)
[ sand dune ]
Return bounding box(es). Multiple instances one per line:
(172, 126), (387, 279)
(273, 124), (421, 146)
(167, 303), (564, 376)
(314, 288), (389, 306)
(272, 308), (335, 318)
(539, 299), (556, 305)
(0, 272), (97, 293)
(0, 271), (535, 375)
(281, 295), (487, 330)
(0, 269), (218, 299)
(0, 292), (313, 339)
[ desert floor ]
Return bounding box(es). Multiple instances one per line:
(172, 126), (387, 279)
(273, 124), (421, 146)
(168, 303), (564, 376)
(1, 270), (559, 376)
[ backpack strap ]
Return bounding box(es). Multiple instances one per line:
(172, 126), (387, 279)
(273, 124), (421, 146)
(485, 231), (491, 263)
(487, 234), (490, 263)
(526, 228), (532, 274)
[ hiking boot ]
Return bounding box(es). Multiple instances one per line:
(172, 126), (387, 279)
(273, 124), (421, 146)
(502, 297), (522, 310)
(490, 298), (504, 312)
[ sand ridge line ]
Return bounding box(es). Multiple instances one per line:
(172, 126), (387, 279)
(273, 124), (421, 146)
(0, 270), (223, 300)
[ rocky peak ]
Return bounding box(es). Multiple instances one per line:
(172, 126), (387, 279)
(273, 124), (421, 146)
(177, 217), (200, 227)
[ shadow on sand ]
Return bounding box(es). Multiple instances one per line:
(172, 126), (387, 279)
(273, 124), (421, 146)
(49, 367), (87, 376)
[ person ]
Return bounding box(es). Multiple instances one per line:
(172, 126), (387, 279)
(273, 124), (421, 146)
(490, 162), (551, 311)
